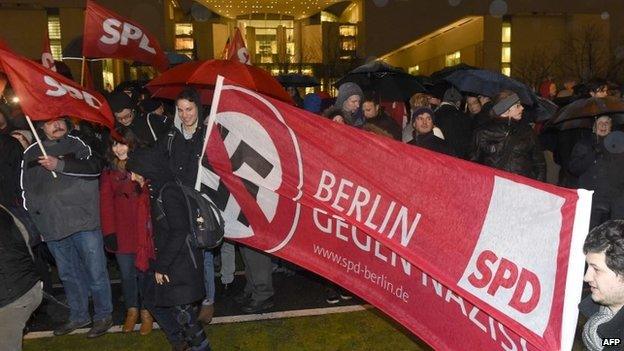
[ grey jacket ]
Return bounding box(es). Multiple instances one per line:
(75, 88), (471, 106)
(21, 134), (102, 241)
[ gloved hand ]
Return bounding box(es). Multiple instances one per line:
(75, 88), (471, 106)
(104, 233), (118, 252)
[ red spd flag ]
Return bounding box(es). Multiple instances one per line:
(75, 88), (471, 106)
(0, 47), (114, 129)
(223, 28), (251, 64)
(41, 27), (57, 72)
(83, 0), (168, 71)
(197, 79), (591, 351)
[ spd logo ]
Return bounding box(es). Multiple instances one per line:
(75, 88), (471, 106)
(201, 85), (303, 253)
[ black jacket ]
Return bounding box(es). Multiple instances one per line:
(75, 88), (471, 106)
(365, 111), (402, 140)
(159, 121), (206, 188)
(0, 135), (23, 206)
(408, 132), (455, 156)
(579, 296), (624, 351)
(151, 184), (204, 307)
(471, 118), (546, 181)
(0, 205), (39, 308)
(568, 135), (624, 203)
(126, 112), (171, 146)
(435, 103), (473, 159)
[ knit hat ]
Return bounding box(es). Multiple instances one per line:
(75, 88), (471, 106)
(411, 107), (435, 122)
(491, 93), (520, 116)
(334, 82), (363, 109)
(10, 129), (33, 145)
(303, 93), (322, 114)
(443, 87), (462, 104)
(107, 92), (134, 113)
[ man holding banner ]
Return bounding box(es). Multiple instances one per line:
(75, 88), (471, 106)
(21, 118), (113, 338)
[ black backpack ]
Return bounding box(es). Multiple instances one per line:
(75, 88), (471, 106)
(157, 182), (225, 250)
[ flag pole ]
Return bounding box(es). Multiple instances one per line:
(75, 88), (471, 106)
(25, 115), (57, 178)
(80, 56), (86, 86)
(194, 75), (225, 191)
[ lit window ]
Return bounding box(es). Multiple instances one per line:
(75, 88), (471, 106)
(501, 44), (511, 63)
(501, 20), (511, 76)
(445, 51), (461, 66)
(339, 25), (357, 37)
(175, 23), (194, 59)
(408, 65), (420, 75)
(502, 24), (511, 43)
(102, 59), (115, 92)
(501, 65), (511, 76)
(47, 15), (62, 60)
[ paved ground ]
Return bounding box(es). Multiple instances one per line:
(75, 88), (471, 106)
(27, 266), (362, 333)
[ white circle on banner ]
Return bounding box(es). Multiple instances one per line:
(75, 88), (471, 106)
(601, 11), (610, 20)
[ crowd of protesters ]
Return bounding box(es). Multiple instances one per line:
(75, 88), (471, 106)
(1, 71), (624, 351)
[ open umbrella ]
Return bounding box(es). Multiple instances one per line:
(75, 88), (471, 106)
(444, 69), (534, 105)
(277, 73), (320, 88)
(429, 63), (477, 82)
(547, 96), (624, 130)
(335, 60), (426, 101)
(524, 96), (559, 123)
(146, 59), (292, 104)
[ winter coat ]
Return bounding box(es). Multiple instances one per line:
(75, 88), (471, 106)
(0, 205), (40, 308)
(473, 101), (493, 129)
(579, 296), (624, 351)
(568, 135), (624, 204)
(434, 103), (473, 159)
(0, 135), (23, 206)
(471, 118), (546, 181)
(21, 134), (103, 241)
(408, 131), (455, 156)
(151, 184), (204, 307)
(158, 115), (206, 188)
(365, 111), (402, 140)
(100, 169), (152, 257)
(127, 112), (171, 146)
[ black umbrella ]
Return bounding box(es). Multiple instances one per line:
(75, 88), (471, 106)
(444, 69), (534, 105)
(547, 96), (624, 130)
(276, 73), (320, 88)
(524, 96), (559, 123)
(430, 63), (477, 82)
(335, 60), (426, 101)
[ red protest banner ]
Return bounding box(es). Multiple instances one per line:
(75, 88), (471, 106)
(83, 0), (168, 72)
(41, 27), (57, 72)
(197, 79), (591, 351)
(223, 27), (251, 65)
(0, 46), (115, 129)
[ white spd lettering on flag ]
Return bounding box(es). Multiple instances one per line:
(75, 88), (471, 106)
(458, 176), (564, 337)
(44, 75), (102, 109)
(100, 18), (156, 54)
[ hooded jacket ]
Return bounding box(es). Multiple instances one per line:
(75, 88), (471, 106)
(21, 133), (103, 241)
(158, 98), (207, 188)
(126, 147), (204, 307)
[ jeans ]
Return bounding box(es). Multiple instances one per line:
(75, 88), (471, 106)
(220, 241), (235, 284)
(152, 304), (210, 350)
(203, 250), (215, 304)
(116, 253), (145, 310)
(47, 230), (113, 322)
